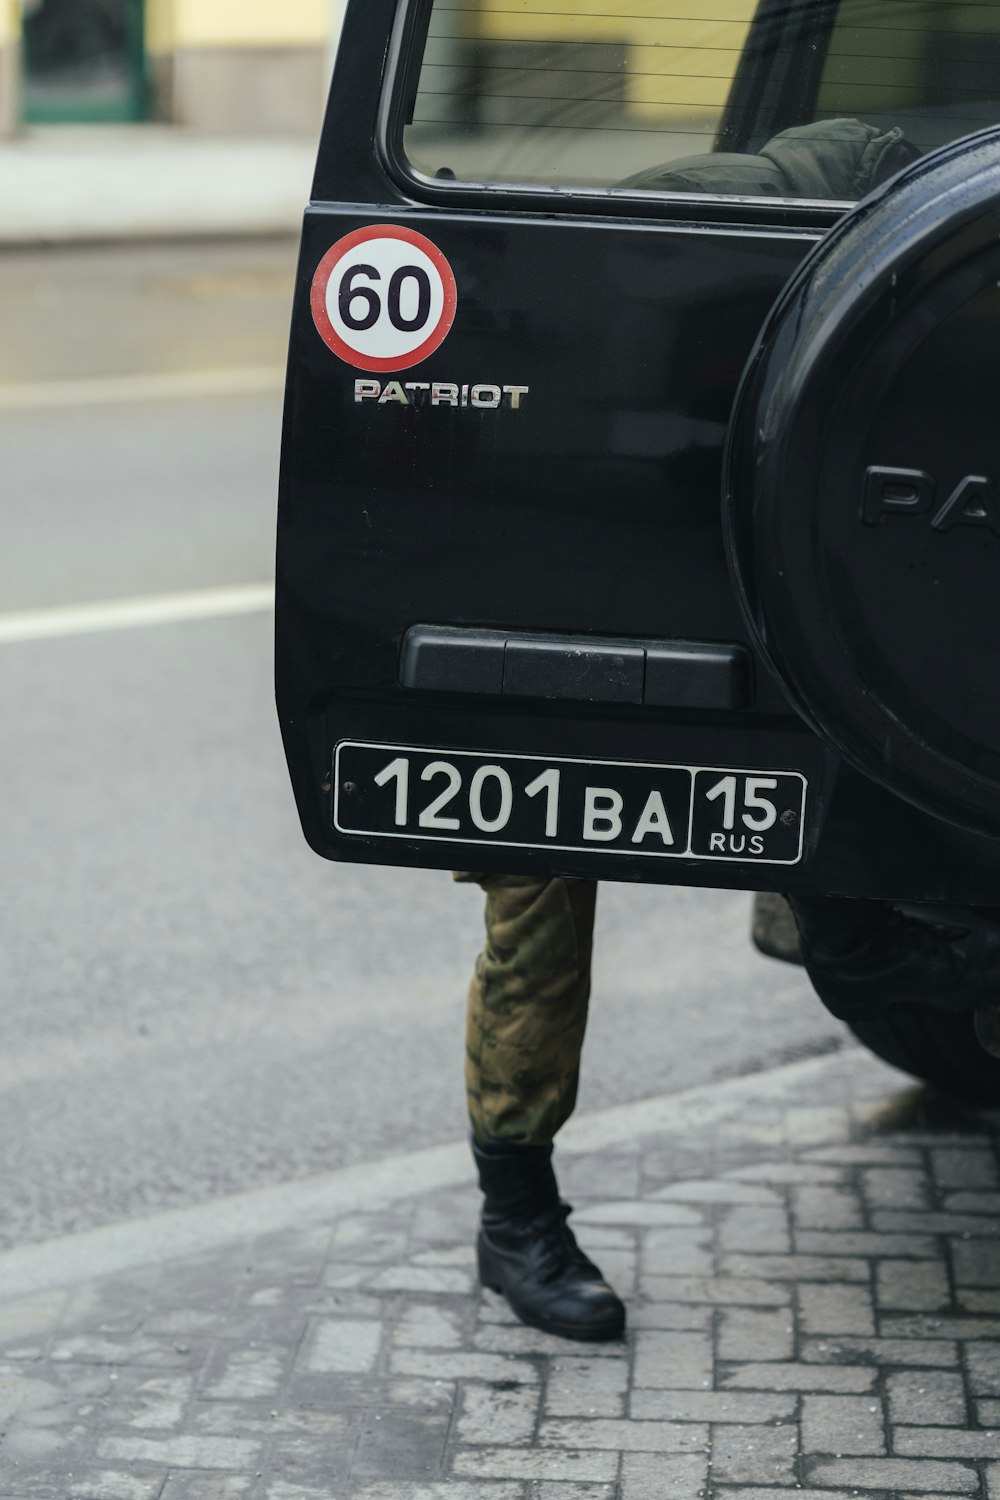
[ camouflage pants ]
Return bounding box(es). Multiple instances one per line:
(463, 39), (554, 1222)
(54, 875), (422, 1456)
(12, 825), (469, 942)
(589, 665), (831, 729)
(455, 872), (598, 1147)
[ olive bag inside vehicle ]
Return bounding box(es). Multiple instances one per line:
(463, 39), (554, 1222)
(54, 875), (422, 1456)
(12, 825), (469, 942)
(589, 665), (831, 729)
(276, 0), (1000, 1097)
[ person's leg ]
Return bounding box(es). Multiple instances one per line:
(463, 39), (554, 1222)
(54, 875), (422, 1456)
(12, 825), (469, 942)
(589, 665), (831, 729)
(455, 872), (624, 1341)
(461, 871), (596, 1145)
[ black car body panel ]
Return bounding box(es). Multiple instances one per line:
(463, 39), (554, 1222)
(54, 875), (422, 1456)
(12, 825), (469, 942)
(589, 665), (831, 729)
(276, 0), (1000, 903)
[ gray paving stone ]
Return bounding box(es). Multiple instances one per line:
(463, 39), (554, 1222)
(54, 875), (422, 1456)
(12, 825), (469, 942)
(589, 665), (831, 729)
(191, 1403), (351, 1437)
(876, 1258), (951, 1312)
(544, 1355), (629, 1418)
(349, 1488), (525, 1500)
(391, 1351), (540, 1384)
(862, 1167), (933, 1211)
(619, 1451), (707, 1499)
(727, 1161), (846, 1183)
(573, 1202), (702, 1227)
(65, 1475), (167, 1500)
(370, 1267), (474, 1295)
(103, 1371), (193, 1430)
(282, 1374), (455, 1416)
(394, 1304), (464, 1351)
(932, 1149), (999, 1190)
(795, 1230), (937, 1257)
(409, 1245), (477, 1269)
(873, 1211), (1000, 1236)
(538, 1417), (707, 1452)
(800, 1393), (886, 1454)
(409, 1190), (480, 1248)
(592, 1245), (638, 1297)
(951, 1237), (1000, 1286)
(709, 1421), (798, 1484)
(352, 1412), (450, 1480)
(721, 1361), (876, 1392)
(718, 1492), (889, 1500)
(0, 1292), (69, 1350)
(957, 1289), (1000, 1313)
(801, 1335), (959, 1366)
(160, 1475), (254, 1499)
(247, 1225), (335, 1284)
(631, 1330), (711, 1389)
(530, 1488), (617, 1500)
(886, 1369), (967, 1426)
(639, 1275), (788, 1306)
(557, 1152), (640, 1201)
(786, 1105), (852, 1145)
(97, 1434), (261, 1468)
(456, 1383), (539, 1445)
(199, 1347), (286, 1401)
(884, 1313), (1000, 1339)
(626, 1302), (713, 1331)
(650, 1180), (779, 1205)
(533, 1487), (616, 1500)
(807, 1144), (923, 1165)
(450, 1447), (619, 1482)
(306, 1317), (382, 1374)
(629, 1388), (793, 1423)
(967, 1341), (1000, 1394)
(807, 1456), (979, 1490)
(322, 1263), (380, 1289)
(718, 1206), (791, 1253)
(945, 1192), (1000, 1215)
(639, 1227), (713, 1276)
(894, 1426), (1000, 1457)
(331, 1216), (410, 1265)
(717, 1306), (794, 1362)
(473, 1323), (622, 1359)
(798, 1282), (876, 1336)
(793, 1185), (864, 1231)
(719, 1251), (868, 1282)
(48, 1332), (209, 1368)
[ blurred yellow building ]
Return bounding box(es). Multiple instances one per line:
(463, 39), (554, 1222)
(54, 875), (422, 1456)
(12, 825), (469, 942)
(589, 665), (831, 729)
(470, 0), (756, 122)
(1, 0), (346, 137)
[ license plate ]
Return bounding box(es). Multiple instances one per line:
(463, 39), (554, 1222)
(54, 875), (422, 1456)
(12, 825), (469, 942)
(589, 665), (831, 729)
(334, 742), (807, 864)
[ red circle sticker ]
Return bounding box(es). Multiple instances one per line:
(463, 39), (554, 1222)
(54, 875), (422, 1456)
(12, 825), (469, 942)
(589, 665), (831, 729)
(311, 225), (458, 372)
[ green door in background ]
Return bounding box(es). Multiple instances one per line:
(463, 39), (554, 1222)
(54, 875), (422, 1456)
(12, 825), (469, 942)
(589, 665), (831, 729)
(22, 0), (146, 124)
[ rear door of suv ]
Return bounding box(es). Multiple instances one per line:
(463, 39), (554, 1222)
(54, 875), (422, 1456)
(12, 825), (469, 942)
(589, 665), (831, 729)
(277, 0), (1000, 897)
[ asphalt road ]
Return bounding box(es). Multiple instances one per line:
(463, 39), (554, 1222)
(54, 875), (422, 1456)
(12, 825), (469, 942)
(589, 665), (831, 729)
(0, 239), (845, 1251)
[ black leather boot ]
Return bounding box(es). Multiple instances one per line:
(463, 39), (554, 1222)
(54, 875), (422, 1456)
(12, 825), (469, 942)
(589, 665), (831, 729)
(473, 1137), (626, 1342)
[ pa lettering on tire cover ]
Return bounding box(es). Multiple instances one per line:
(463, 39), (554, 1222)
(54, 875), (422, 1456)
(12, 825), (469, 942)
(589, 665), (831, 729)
(725, 124), (1000, 838)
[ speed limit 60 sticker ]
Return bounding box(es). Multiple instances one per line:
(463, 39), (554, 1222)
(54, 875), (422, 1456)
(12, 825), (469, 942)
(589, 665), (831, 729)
(311, 225), (458, 372)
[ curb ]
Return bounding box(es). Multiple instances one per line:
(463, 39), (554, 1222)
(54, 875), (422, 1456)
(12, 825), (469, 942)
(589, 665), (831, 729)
(0, 1047), (893, 1302)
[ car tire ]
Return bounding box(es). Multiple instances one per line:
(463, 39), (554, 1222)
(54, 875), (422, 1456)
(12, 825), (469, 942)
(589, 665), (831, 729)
(846, 1004), (1000, 1103)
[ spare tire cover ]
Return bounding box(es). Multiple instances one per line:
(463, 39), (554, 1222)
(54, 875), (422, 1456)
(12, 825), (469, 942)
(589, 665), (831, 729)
(725, 125), (1000, 838)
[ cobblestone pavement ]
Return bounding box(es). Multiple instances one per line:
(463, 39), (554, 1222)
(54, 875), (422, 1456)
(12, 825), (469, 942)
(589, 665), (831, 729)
(2, 1049), (1000, 1499)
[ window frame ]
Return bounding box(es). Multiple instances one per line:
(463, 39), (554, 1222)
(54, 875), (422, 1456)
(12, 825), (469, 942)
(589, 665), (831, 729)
(378, 0), (852, 230)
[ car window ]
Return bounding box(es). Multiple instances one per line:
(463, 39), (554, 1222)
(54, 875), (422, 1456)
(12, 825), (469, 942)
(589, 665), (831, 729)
(817, 1), (1000, 154)
(401, 0), (1000, 200)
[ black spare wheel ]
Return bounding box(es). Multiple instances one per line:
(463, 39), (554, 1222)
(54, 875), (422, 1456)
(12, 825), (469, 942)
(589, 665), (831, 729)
(725, 125), (1000, 838)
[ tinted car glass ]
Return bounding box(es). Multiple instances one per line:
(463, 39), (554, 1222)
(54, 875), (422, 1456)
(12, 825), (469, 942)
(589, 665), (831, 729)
(403, 0), (1000, 197)
(817, 0), (1000, 152)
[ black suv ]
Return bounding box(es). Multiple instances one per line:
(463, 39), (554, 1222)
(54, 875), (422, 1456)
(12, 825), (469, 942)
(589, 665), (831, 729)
(277, 0), (1000, 1095)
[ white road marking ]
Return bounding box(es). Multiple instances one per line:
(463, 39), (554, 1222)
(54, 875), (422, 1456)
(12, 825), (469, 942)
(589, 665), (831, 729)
(0, 583), (275, 644)
(0, 366), (285, 411)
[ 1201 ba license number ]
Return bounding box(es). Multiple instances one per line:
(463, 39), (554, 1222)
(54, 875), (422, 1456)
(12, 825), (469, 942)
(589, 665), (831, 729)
(333, 742), (806, 864)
